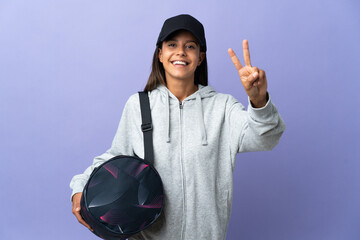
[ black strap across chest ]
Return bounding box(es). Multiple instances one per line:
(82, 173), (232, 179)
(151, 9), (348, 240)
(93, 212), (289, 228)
(138, 91), (154, 163)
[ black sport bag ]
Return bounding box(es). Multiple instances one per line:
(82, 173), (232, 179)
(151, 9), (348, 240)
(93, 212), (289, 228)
(80, 92), (164, 240)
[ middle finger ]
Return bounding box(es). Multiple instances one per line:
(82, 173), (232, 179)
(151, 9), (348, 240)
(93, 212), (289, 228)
(243, 39), (252, 67)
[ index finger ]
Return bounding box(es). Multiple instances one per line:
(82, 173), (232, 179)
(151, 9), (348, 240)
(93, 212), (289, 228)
(228, 48), (243, 71)
(243, 39), (252, 67)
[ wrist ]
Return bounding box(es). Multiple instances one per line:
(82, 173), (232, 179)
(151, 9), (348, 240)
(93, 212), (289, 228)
(250, 92), (269, 108)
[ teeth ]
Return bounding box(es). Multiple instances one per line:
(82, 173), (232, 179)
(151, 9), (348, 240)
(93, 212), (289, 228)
(173, 61), (187, 65)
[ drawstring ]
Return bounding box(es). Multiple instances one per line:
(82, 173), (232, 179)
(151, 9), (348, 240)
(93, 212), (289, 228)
(163, 86), (208, 146)
(196, 93), (208, 146)
(165, 90), (171, 143)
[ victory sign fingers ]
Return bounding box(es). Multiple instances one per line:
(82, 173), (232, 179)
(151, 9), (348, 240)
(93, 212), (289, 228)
(227, 39), (252, 71)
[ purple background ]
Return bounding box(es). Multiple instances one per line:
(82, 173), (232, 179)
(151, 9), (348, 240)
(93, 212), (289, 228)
(1, 0), (359, 239)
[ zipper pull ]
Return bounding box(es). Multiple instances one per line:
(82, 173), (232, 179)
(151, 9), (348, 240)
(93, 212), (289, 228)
(179, 102), (183, 109)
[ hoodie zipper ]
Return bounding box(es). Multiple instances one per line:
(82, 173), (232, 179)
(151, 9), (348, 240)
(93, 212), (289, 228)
(179, 101), (186, 240)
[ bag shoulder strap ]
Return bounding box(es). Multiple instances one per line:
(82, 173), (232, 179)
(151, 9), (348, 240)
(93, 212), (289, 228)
(138, 91), (154, 163)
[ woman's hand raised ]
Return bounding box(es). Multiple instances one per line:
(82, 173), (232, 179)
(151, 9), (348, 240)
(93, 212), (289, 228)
(228, 40), (268, 108)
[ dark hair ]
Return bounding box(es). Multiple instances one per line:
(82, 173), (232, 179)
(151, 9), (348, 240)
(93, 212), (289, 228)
(144, 35), (208, 92)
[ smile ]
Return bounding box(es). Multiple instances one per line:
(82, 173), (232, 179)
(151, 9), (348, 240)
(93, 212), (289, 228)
(171, 60), (188, 66)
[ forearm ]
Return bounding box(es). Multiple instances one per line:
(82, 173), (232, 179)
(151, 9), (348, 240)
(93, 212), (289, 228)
(239, 95), (286, 152)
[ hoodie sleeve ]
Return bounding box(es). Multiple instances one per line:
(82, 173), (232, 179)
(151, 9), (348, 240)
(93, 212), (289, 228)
(227, 93), (286, 155)
(69, 94), (139, 200)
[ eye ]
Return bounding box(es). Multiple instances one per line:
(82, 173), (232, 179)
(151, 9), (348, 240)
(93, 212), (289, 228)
(168, 43), (176, 47)
(186, 44), (197, 49)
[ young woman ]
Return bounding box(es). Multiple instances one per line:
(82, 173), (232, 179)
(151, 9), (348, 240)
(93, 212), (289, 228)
(70, 14), (285, 240)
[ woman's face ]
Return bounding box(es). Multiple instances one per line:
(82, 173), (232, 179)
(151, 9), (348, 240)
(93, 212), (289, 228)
(159, 30), (205, 84)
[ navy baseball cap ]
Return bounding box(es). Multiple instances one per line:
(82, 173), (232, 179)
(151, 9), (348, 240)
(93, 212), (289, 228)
(156, 14), (207, 52)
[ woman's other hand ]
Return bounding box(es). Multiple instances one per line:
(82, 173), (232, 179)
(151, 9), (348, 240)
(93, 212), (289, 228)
(72, 192), (93, 231)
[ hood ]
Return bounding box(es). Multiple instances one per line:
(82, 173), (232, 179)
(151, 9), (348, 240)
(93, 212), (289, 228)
(154, 84), (217, 146)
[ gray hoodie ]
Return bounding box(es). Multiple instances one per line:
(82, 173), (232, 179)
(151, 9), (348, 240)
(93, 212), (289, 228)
(70, 84), (286, 240)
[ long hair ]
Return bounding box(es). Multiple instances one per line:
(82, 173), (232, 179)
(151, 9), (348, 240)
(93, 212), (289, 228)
(144, 46), (208, 92)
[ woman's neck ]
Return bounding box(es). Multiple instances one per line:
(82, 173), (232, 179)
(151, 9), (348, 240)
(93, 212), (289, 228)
(166, 80), (199, 102)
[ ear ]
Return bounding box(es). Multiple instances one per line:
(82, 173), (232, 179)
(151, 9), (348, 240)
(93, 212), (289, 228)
(198, 52), (206, 66)
(158, 48), (163, 63)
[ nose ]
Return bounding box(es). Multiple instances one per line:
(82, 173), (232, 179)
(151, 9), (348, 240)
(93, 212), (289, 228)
(176, 45), (186, 56)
